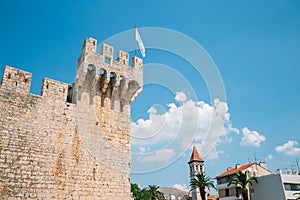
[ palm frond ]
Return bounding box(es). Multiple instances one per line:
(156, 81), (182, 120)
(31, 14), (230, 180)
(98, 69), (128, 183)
(228, 171), (258, 188)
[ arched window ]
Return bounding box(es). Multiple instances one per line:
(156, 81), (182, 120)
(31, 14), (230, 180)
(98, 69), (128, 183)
(99, 69), (105, 75)
(87, 65), (94, 72)
(110, 72), (116, 79)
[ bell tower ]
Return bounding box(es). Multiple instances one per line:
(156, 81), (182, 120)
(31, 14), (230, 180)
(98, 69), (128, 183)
(188, 146), (204, 200)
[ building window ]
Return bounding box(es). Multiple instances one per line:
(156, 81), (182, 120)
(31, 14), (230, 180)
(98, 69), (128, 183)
(236, 187), (242, 197)
(104, 58), (110, 64)
(284, 183), (300, 191)
(218, 177), (231, 184)
(291, 184), (297, 191)
(87, 65), (94, 71)
(225, 189), (229, 197)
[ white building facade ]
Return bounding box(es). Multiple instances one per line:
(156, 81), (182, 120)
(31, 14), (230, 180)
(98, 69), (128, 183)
(216, 162), (271, 200)
(252, 171), (300, 200)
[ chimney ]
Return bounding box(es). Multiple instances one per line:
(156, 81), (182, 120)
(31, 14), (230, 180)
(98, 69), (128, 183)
(235, 164), (241, 169)
(276, 169), (282, 174)
(259, 161), (267, 169)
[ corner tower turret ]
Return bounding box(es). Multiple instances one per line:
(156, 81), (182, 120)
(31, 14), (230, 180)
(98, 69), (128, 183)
(72, 37), (143, 107)
(69, 37), (143, 199)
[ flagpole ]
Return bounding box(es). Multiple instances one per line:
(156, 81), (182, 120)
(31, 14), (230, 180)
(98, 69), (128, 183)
(134, 26), (145, 58)
(134, 25), (137, 57)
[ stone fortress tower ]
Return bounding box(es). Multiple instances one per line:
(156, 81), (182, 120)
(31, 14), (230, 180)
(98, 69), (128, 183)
(188, 146), (205, 200)
(0, 38), (143, 199)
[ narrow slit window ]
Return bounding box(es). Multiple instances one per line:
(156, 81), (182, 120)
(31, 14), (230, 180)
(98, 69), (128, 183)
(104, 58), (110, 65)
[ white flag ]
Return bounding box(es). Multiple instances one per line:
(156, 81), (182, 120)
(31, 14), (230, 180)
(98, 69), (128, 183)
(135, 27), (145, 57)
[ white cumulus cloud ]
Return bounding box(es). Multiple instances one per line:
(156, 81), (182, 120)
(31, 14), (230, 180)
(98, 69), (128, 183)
(172, 183), (189, 192)
(131, 92), (239, 167)
(175, 92), (187, 102)
(240, 127), (266, 147)
(276, 141), (300, 156)
(206, 148), (224, 160)
(141, 148), (176, 163)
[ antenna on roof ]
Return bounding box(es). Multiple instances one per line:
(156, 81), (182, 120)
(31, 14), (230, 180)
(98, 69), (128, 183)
(263, 155), (267, 163)
(296, 159), (300, 171)
(254, 153), (258, 163)
(291, 164), (297, 174)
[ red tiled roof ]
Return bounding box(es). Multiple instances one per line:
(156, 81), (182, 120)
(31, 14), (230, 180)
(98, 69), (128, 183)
(189, 146), (203, 162)
(216, 162), (256, 178)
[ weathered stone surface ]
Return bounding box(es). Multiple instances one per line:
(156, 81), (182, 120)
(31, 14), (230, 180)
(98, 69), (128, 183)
(0, 38), (143, 199)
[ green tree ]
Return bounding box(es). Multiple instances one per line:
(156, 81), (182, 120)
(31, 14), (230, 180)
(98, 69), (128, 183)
(227, 171), (258, 200)
(147, 185), (165, 200)
(190, 172), (215, 200)
(184, 196), (192, 200)
(131, 183), (151, 200)
(140, 188), (151, 200)
(131, 183), (141, 200)
(131, 183), (164, 200)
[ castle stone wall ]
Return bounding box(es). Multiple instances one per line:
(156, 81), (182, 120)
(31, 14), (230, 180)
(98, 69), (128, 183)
(0, 38), (143, 199)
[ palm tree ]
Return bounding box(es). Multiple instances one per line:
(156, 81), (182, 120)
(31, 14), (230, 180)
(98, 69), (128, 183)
(140, 188), (152, 200)
(131, 183), (141, 200)
(147, 185), (164, 200)
(181, 196), (192, 200)
(227, 171), (258, 200)
(190, 172), (216, 200)
(294, 191), (300, 200)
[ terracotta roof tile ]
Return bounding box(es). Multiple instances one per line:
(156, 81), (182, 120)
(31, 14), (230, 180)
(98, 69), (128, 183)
(216, 162), (256, 178)
(189, 146), (203, 162)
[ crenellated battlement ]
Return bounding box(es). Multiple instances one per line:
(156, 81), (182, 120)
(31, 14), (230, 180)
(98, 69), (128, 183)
(0, 66), (70, 102)
(72, 37), (143, 105)
(41, 78), (69, 101)
(0, 37), (143, 108)
(78, 38), (142, 84)
(1, 66), (32, 93)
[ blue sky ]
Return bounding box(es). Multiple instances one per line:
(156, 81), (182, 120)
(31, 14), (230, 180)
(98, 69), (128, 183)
(1, 0), (300, 192)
